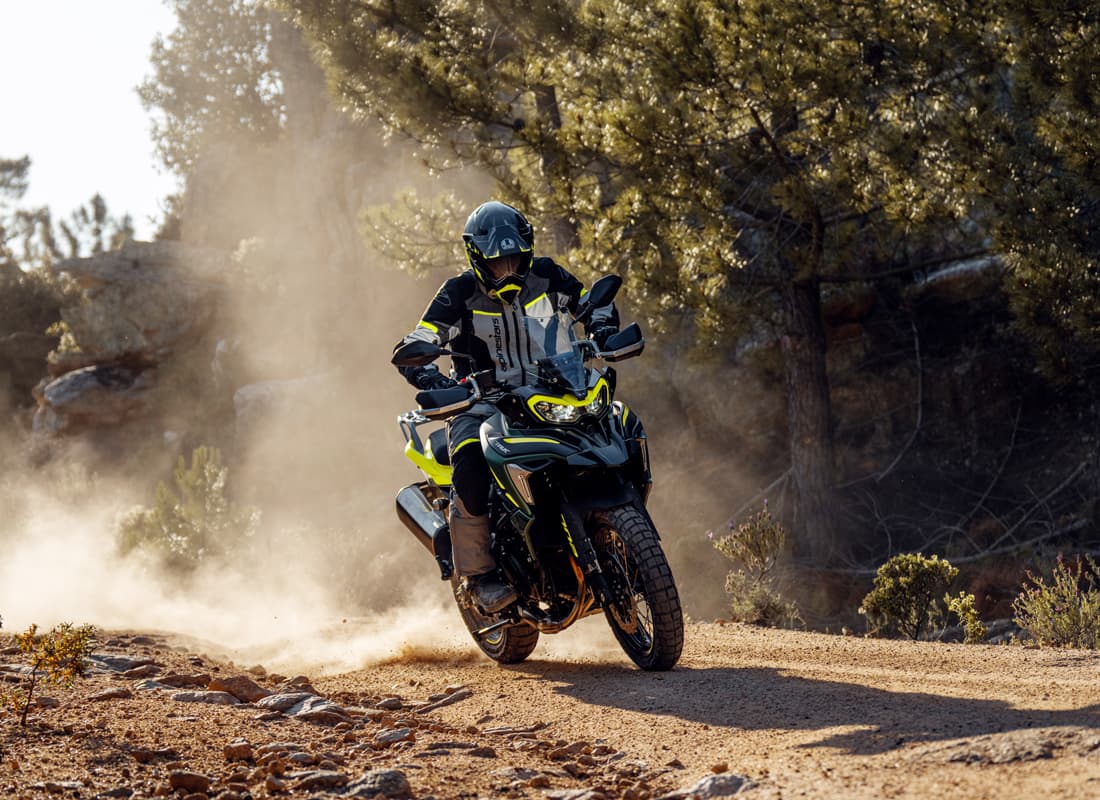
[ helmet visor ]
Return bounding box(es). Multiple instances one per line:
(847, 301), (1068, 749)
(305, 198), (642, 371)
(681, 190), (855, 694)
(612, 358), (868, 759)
(465, 222), (532, 261)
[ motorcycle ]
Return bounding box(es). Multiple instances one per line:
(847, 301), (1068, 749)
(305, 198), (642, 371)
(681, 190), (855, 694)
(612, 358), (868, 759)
(392, 276), (683, 670)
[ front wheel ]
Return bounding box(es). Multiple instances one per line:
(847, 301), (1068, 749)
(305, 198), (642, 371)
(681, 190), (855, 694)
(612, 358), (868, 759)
(593, 506), (684, 670)
(450, 576), (539, 664)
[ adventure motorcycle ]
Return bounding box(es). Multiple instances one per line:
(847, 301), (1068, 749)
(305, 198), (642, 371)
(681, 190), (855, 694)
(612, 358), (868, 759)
(392, 276), (683, 670)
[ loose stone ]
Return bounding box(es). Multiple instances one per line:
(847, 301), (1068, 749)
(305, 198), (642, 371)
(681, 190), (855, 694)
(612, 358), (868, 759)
(168, 770), (212, 794)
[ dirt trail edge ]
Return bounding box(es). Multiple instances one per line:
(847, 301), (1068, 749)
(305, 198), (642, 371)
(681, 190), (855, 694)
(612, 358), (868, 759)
(3, 623), (1099, 799)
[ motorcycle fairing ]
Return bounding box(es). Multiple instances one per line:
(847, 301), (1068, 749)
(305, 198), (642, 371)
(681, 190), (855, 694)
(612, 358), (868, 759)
(403, 435), (453, 487)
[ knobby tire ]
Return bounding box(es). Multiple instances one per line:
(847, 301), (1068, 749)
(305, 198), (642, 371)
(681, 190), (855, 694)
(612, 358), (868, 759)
(450, 576), (539, 664)
(595, 505), (684, 670)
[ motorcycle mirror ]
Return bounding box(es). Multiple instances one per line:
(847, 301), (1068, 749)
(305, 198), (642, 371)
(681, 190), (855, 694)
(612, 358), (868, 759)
(576, 274), (623, 325)
(392, 339), (446, 367)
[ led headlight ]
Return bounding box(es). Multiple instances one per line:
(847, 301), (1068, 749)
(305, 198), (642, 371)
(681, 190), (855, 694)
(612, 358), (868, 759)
(531, 384), (608, 424)
(534, 401), (584, 423)
(586, 387), (608, 414)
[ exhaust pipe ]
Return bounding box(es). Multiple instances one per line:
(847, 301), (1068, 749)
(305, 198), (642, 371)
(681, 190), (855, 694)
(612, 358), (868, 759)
(396, 483), (453, 579)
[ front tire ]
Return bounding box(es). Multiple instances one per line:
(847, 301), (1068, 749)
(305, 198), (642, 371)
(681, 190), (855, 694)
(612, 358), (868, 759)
(450, 576), (539, 664)
(593, 506), (683, 670)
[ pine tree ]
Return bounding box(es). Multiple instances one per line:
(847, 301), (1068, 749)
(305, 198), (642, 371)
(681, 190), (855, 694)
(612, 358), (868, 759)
(138, 0), (287, 176)
(279, 0), (1100, 561)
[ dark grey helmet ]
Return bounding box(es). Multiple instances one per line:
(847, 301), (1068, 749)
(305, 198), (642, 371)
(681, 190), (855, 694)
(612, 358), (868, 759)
(463, 201), (534, 302)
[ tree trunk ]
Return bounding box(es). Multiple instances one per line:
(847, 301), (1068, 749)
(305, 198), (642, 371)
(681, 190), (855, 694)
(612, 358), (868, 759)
(780, 275), (838, 563)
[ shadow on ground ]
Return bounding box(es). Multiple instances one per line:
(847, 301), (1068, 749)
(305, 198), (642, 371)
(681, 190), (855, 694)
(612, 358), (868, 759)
(505, 662), (1100, 755)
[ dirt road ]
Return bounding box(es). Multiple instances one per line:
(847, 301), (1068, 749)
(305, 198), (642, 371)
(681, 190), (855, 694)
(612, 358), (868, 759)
(3, 622), (1099, 799)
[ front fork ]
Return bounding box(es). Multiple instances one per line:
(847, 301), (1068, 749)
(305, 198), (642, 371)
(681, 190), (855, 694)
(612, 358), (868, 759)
(559, 503), (617, 609)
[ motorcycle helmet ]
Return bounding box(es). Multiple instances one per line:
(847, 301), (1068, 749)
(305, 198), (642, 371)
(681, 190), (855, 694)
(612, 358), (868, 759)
(463, 201), (534, 304)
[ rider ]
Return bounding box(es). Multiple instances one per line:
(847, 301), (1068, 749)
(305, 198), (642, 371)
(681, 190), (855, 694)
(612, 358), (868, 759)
(393, 201), (619, 612)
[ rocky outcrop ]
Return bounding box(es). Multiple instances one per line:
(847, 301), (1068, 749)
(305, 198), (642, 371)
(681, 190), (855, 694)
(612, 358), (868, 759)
(49, 240), (229, 368)
(31, 241), (230, 438)
(31, 365), (154, 437)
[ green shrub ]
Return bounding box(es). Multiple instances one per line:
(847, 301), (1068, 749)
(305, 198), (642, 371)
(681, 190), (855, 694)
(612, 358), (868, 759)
(946, 591), (986, 644)
(0, 265), (77, 339)
(860, 553), (963, 640)
(117, 445), (259, 570)
(1, 622), (95, 726)
(712, 503), (801, 627)
(1012, 555), (1100, 649)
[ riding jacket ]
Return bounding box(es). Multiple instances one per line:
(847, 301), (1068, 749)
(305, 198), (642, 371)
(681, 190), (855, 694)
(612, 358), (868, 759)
(395, 257), (618, 389)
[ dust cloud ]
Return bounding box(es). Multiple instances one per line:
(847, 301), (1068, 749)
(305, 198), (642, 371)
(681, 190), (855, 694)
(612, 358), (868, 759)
(0, 17), (768, 668)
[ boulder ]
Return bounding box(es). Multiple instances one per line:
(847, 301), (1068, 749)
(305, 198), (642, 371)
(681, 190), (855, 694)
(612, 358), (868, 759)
(51, 241), (229, 365)
(209, 675), (270, 703)
(32, 365), (153, 436)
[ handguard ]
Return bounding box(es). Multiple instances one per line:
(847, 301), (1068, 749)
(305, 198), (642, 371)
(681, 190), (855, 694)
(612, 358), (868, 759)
(415, 384), (476, 419)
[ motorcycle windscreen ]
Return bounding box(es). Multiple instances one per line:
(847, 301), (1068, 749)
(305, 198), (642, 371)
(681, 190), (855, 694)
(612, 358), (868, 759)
(521, 303), (588, 395)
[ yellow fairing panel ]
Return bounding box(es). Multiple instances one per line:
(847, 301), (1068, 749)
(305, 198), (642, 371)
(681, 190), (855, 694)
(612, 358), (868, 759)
(404, 439), (453, 486)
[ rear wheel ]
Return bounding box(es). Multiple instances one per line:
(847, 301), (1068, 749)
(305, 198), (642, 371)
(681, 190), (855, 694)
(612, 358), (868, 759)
(450, 576), (539, 664)
(593, 506), (683, 670)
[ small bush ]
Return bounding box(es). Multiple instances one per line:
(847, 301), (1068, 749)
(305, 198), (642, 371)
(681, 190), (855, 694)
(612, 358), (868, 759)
(1, 622), (95, 726)
(117, 445), (259, 570)
(860, 553), (962, 640)
(946, 591), (986, 644)
(712, 503), (801, 627)
(1012, 555), (1100, 649)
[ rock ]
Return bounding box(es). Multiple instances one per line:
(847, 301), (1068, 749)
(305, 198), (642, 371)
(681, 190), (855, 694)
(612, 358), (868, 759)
(87, 655), (158, 673)
(546, 791), (607, 800)
(134, 679), (174, 692)
(95, 788), (134, 798)
(289, 770), (349, 791)
(52, 241), (227, 364)
(224, 739), (254, 762)
(128, 748), (179, 764)
(233, 375), (333, 442)
(296, 708), (351, 726)
(32, 365), (154, 436)
(264, 774), (287, 794)
(209, 675), (270, 703)
(91, 688), (133, 701)
(374, 728), (415, 747)
(374, 697), (403, 710)
(172, 690), (240, 705)
(345, 769), (413, 799)
(548, 741), (589, 760)
(254, 692), (315, 712)
(255, 741), (306, 756)
(657, 773), (753, 799)
(492, 767), (542, 783)
(159, 673), (212, 688)
(121, 664), (161, 679)
(168, 771), (212, 794)
(416, 686), (473, 713)
(32, 781), (84, 794)
(468, 746), (497, 758)
(284, 695), (351, 725)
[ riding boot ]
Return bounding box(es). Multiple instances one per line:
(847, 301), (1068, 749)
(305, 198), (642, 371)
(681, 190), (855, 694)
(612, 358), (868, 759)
(449, 495), (517, 612)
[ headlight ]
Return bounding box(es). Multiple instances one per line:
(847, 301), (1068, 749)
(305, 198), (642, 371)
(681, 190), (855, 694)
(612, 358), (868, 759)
(531, 384), (608, 424)
(586, 386), (609, 414)
(534, 401), (584, 423)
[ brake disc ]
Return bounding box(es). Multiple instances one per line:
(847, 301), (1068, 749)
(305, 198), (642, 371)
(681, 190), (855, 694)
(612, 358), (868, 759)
(603, 531), (639, 633)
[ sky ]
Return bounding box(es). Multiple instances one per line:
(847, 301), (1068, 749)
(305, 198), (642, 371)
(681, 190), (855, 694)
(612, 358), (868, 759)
(0, 1), (179, 240)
